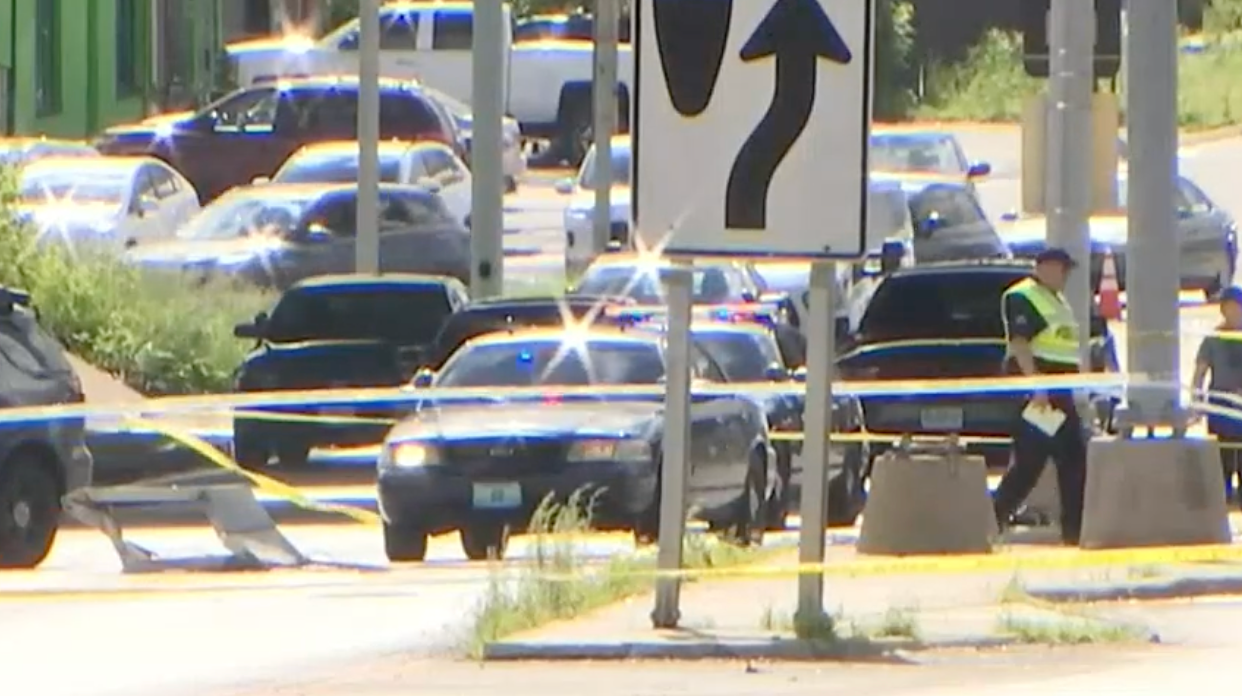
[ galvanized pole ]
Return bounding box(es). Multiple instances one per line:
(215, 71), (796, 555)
(651, 260), (692, 629)
(794, 260), (836, 626)
(591, 0), (619, 259)
(355, 0), (380, 274)
(1124, 0), (1181, 422)
(1046, 0), (1095, 368)
(470, 0), (507, 298)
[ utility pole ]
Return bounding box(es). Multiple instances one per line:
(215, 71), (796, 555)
(1046, 0), (1096, 368)
(470, 0), (507, 298)
(591, 0), (619, 262)
(355, 0), (379, 274)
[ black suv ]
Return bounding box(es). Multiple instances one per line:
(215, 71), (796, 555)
(837, 261), (1119, 469)
(231, 273), (468, 469)
(0, 287), (92, 568)
(95, 76), (462, 203)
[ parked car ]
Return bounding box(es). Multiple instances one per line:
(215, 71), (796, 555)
(379, 326), (772, 561)
(0, 138), (99, 167)
(231, 273), (469, 469)
(425, 293), (636, 368)
(998, 172), (1237, 295)
(124, 182), (471, 289)
(95, 76), (461, 203)
(227, 2), (633, 166)
(16, 156), (201, 251)
(514, 12), (631, 43)
(869, 128), (992, 192)
(262, 140), (473, 226)
(557, 134), (632, 268)
(418, 85), (526, 193)
(870, 175), (1011, 263)
(836, 260), (1119, 470)
(0, 286), (93, 569)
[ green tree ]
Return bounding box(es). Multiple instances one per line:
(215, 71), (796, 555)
(873, 0), (917, 120)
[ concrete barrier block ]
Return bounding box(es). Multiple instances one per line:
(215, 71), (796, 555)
(1080, 436), (1231, 549)
(1025, 464), (1061, 523)
(858, 448), (995, 556)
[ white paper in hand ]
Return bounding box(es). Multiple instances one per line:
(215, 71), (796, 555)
(1022, 403), (1067, 437)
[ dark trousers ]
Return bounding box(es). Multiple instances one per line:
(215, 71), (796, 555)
(1217, 433), (1242, 505)
(993, 396), (1087, 544)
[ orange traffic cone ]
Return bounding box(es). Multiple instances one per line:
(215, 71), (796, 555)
(1097, 248), (1122, 321)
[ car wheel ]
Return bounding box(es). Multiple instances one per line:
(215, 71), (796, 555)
(724, 448), (767, 547)
(383, 522), (429, 562)
(232, 431), (269, 470)
(0, 454), (61, 569)
(504, 175), (518, 194)
(557, 100), (592, 167)
(827, 445), (865, 528)
(275, 445), (310, 468)
(460, 523), (509, 561)
(764, 444), (793, 531)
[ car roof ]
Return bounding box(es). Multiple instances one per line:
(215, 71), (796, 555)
(255, 74), (426, 95)
(288, 273), (453, 291)
(466, 326), (659, 348)
(292, 140), (420, 157)
(23, 154), (153, 172)
(638, 320), (771, 336)
(870, 127), (957, 140)
(885, 259), (1035, 278)
(587, 254), (741, 270)
(233, 181), (439, 199)
(461, 294), (628, 310)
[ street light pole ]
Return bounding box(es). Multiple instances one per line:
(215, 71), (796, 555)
(470, 0), (507, 299)
(591, 0), (619, 263)
(355, 0), (380, 274)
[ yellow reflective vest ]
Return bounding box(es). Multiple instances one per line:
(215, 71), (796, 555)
(1002, 277), (1080, 367)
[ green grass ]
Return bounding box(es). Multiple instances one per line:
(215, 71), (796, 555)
(464, 492), (781, 657)
(913, 28), (1242, 129)
(994, 610), (1149, 645)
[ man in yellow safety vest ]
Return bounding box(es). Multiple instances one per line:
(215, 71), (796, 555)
(993, 247), (1087, 546)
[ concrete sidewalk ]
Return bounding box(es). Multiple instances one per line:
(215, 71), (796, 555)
(482, 545), (1242, 660)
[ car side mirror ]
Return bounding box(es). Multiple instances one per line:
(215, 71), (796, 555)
(554, 178), (575, 195)
(301, 223), (332, 243)
(234, 311), (267, 339)
(967, 161), (992, 178)
(1177, 207), (1193, 220)
(411, 368), (435, 388)
(791, 366), (808, 383)
(416, 176), (442, 193)
(763, 363), (790, 381)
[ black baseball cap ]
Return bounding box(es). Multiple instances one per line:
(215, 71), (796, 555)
(1219, 286), (1242, 305)
(1034, 247), (1079, 268)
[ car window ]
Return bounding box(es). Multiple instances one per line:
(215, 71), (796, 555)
(436, 339), (666, 387)
(1178, 178), (1213, 213)
(379, 93), (443, 138)
(266, 284), (450, 344)
(303, 195), (357, 238)
(870, 134), (963, 174)
(432, 10), (473, 49)
(208, 88), (278, 131)
(695, 331), (781, 381)
(421, 147), (456, 177)
(908, 185), (987, 229)
(575, 265), (750, 305)
(689, 344), (727, 382)
(386, 192), (447, 227)
(284, 90), (358, 139)
(0, 311), (73, 386)
(132, 168), (158, 207)
(380, 11), (420, 50)
(858, 272), (1017, 342)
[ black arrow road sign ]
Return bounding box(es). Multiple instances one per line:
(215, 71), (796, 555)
(725, 0), (852, 231)
(653, 0), (733, 117)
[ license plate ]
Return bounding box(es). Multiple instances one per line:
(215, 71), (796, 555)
(472, 482), (522, 509)
(920, 407), (964, 431)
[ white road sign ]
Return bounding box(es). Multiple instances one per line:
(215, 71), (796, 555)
(634, 0), (873, 258)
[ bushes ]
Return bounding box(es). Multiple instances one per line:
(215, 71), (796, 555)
(0, 172), (274, 396)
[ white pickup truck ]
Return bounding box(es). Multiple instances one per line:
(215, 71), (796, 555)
(227, 1), (633, 165)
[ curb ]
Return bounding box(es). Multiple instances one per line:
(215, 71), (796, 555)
(1025, 573), (1242, 604)
(480, 635), (1017, 661)
(893, 120), (1242, 146)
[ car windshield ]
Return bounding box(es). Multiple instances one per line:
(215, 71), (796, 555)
(695, 331), (783, 381)
(752, 263), (810, 294)
(19, 169), (128, 204)
(177, 191), (318, 240)
(275, 151), (404, 184)
(264, 285), (451, 344)
(870, 134), (961, 174)
(576, 264), (747, 305)
(436, 338), (666, 387)
(577, 143), (631, 190)
(907, 185), (988, 228)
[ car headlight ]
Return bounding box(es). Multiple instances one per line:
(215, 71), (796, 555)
(380, 441), (441, 469)
(567, 438), (651, 463)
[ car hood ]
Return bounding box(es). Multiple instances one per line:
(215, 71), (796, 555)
(871, 171), (965, 193)
(125, 235), (290, 265)
(246, 339), (429, 385)
(999, 215), (1129, 247)
(389, 399), (661, 441)
(566, 185), (631, 221)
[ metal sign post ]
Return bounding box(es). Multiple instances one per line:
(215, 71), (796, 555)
(652, 259), (693, 629)
(1046, 0), (1095, 367)
(795, 259), (836, 625)
(1123, 0), (1181, 421)
(592, 0), (619, 259)
(470, 0), (507, 299)
(355, 0), (380, 274)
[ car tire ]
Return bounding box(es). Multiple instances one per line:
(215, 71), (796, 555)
(0, 454), (61, 570)
(827, 445), (865, 528)
(504, 175), (518, 194)
(764, 444), (794, 531)
(383, 521), (428, 562)
(461, 523), (509, 561)
(632, 465), (661, 545)
(724, 448), (767, 547)
(232, 432), (269, 470)
(557, 99), (593, 167)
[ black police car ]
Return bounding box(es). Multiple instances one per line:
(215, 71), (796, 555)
(230, 273), (468, 469)
(0, 286), (93, 568)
